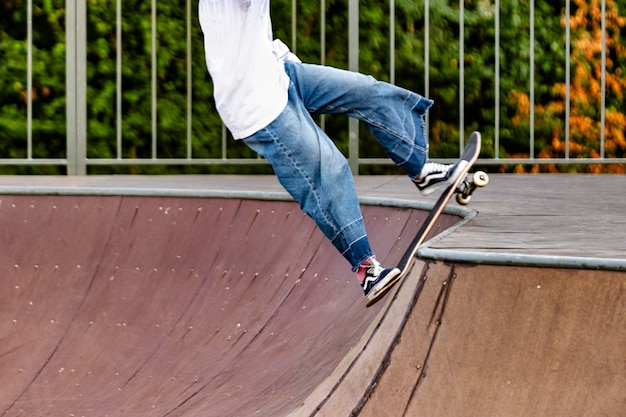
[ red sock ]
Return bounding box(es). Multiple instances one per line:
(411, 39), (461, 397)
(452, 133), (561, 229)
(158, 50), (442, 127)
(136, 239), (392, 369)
(356, 258), (373, 283)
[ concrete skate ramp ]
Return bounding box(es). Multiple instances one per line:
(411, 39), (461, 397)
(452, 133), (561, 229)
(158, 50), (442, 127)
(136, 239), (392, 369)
(1, 194), (625, 416)
(0, 193), (456, 416)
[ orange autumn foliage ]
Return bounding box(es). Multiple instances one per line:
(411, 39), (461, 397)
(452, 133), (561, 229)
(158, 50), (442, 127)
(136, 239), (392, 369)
(507, 0), (626, 173)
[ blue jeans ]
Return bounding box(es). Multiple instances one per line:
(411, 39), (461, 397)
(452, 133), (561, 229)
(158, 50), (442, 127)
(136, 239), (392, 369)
(242, 62), (433, 270)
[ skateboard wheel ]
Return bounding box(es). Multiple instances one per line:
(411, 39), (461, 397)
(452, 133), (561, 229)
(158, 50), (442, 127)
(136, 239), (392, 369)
(473, 171), (489, 187)
(456, 193), (471, 205)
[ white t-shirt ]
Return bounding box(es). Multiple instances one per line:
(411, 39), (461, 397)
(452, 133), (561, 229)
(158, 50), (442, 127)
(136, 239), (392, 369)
(199, 0), (299, 139)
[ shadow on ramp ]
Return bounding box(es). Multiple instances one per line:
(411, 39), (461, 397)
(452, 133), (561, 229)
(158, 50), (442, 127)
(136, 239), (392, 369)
(1, 194), (624, 416)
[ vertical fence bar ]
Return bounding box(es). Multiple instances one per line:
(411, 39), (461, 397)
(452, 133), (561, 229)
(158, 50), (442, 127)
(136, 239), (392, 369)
(530, 0), (535, 158)
(77, 0), (87, 173)
(389, 0), (395, 85)
(221, 125), (227, 159)
(600, 0), (606, 159)
(528, 0), (535, 159)
(348, 0), (359, 173)
(320, 0), (326, 130)
(116, 0), (122, 159)
(494, 0), (500, 159)
(27, 0), (33, 160)
(565, 0), (570, 159)
(66, 0), (76, 171)
(187, 0), (193, 159)
(65, 0), (87, 174)
(292, 0), (297, 54)
(151, 0), (158, 159)
(424, 0), (430, 132)
(459, 0), (465, 152)
(320, 0), (326, 65)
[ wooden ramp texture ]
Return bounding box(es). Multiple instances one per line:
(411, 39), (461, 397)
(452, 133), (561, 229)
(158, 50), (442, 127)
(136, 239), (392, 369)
(0, 194), (624, 416)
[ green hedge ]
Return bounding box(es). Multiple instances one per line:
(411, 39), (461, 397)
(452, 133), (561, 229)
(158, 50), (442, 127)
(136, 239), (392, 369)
(0, 0), (624, 174)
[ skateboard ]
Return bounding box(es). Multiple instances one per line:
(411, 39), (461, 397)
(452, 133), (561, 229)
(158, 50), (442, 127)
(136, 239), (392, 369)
(367, 131), (488, 307)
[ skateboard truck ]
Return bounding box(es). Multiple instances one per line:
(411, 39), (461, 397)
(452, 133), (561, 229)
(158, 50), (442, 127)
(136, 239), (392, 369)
(455, 171), (489, 205)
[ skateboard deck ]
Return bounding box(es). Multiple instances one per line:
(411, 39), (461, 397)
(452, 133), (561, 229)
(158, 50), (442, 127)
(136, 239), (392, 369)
(367, 131), (485, 307)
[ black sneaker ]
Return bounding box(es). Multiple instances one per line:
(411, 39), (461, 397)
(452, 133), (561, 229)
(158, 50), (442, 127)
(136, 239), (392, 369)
(413, 160), (468, 196)
(362, 258), (401, 301)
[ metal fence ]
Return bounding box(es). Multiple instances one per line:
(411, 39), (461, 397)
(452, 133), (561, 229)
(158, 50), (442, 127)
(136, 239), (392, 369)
(1, 0), (624, 174)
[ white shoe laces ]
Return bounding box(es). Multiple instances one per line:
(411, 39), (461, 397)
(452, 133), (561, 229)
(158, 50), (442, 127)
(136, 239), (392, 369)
(423, 162), (450, 175)
(367, 259), (384, 277)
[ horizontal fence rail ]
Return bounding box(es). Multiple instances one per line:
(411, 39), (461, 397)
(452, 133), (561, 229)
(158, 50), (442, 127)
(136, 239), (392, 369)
(0, 0), (624, 175)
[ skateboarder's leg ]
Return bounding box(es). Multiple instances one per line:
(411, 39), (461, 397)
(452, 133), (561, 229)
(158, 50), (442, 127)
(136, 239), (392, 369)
(242, 82), (373, 272)
(284, 62), (462, 195)
(243, 82), (400, 300)
(283, 62), (430, 178)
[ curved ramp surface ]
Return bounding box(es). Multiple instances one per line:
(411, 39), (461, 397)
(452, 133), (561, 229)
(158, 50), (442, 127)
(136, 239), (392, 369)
(1, 194), (625, 416)
(0, 194), (455, 416)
